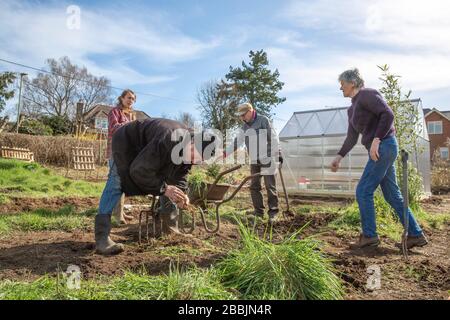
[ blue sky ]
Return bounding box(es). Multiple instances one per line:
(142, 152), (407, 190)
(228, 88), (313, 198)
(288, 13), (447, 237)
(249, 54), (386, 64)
(1, 0), (450, 131)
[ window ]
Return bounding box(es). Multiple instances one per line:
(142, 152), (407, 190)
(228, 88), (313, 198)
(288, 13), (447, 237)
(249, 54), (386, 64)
(440, 147), (449, 160)
(95, 117), (108, 129)
(427, 121), (443, 134)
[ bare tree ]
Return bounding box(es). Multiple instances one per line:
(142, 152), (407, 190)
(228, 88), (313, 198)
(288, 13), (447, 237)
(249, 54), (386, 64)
(196, 80), (241, 132)
(174, 111), (196, 128)
(22, 56), (112, 119)
(0, 71), (16, 132)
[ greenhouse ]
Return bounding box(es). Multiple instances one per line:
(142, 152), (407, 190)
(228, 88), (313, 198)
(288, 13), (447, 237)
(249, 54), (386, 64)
(279, 100), (431, 196)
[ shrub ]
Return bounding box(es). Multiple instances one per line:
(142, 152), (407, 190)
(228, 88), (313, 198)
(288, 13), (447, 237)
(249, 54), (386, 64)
(18, 119), (53, 136)
(0, 132), (107, 166)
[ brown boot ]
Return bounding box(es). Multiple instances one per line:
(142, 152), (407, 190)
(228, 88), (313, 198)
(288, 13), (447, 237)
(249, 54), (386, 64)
(397, 234), (428, 249)
(349, 234), (380, 249)
(161, 212), (183, 236)
(95, 215), (124, 255)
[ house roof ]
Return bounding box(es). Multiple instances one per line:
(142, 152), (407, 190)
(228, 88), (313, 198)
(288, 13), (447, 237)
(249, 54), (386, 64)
(424, 108), (450, 121)
(83, 104), (151, 121)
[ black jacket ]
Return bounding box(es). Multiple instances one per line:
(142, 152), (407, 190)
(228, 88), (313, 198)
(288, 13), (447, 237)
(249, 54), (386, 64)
(112, 118), (192, 196)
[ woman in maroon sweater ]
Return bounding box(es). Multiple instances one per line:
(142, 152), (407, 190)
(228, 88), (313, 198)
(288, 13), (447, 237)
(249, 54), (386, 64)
(107, 89), (136, 224)
(331, 69), (427, 250)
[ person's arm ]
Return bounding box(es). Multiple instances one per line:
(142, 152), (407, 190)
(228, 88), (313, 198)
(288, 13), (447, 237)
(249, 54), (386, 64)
(224, 128), (245, 157)
(337, 122), (359, 158)
(362, 90), (394, 139)
(108, 108), (128, 135)
(129, 140), (187, 205)
(263, 116), (280, 160)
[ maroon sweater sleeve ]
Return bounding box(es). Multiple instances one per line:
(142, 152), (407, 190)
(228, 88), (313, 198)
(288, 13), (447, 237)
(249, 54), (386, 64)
(361, 90), (394, 139)
(338, 122), (359, 158)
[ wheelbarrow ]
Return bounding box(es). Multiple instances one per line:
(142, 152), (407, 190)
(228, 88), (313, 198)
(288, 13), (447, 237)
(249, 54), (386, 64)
(137, 165), (260, 242)
(182, 164), (261, 234)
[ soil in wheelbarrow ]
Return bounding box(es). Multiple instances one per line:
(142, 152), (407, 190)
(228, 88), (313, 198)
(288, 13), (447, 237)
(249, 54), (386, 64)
(0, 195), (448, 300)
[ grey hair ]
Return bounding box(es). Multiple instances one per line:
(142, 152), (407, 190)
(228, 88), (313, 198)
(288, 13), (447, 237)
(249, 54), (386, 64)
(338, 68), (365, 89)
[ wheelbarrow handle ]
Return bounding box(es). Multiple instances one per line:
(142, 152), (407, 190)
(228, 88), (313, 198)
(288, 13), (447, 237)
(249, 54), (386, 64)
(211, 165), (243, 186)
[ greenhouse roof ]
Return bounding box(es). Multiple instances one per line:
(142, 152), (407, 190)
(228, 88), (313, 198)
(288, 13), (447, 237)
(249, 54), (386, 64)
(279, 99), (429, 140)
(279, 107), (349, 139)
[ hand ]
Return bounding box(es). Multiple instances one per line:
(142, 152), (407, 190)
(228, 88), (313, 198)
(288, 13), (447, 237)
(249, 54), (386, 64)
(331, 155), (343, 172)
(278, 155), (284, 164)
(178, 194), (190, 209)
(164, 185), (186, 205)
(129, 112), (136, 121)
(370, 138), (380, 161)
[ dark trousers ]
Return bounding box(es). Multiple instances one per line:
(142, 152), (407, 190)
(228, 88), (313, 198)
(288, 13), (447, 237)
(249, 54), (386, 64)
(250, 164), (279, 217)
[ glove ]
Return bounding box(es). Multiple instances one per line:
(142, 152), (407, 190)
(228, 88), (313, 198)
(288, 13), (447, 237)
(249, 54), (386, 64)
(278, 155), (284, 164)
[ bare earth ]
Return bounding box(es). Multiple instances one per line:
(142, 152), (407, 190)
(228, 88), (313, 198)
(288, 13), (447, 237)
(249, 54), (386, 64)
(0, 194), (448, 300)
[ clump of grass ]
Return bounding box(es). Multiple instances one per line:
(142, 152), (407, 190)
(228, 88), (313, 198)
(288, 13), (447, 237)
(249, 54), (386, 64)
(110, 267), (235, 300)
(187, 168), (208, 197)
(206, 163), (221, 180)
(415, 206), (450, 230)
(0, 206), (94, 235)
(329, 199), (402, 241)
(216, 220), (344, 300)
(0, 158), (104, 199)
(329, 192), (449, 240)
(0, 267), (236, 300)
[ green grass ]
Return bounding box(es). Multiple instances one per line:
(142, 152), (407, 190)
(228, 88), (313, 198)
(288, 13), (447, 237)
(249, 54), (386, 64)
(415, 206), (450, 230)
(329, 197), (404, 241)
(0, 206), (95, 236)
(0, 158), (104, 199)
(0, 267), (236, 300)
(216, 219), (344, 300)
(328, 193), (450, 241)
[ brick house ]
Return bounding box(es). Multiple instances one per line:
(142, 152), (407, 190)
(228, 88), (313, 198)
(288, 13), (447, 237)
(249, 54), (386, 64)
(424, 108), (450, 161)
(82, 104), (151, 131)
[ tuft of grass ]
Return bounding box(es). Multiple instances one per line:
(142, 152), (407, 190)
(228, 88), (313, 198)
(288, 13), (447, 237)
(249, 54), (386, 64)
(0, 158), (104, 199)
(415, 206), (450, 230)
(187, 168), (208, 198)
(0, 267), (236, 300)
(216, 219), (344, 300)
(329, 200), (402, 241)
(0, 206), (94, 235)
(329, 192), (450, 240)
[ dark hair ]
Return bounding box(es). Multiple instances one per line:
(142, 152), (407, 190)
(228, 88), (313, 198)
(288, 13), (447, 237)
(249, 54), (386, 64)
(117, 89), (136, 107)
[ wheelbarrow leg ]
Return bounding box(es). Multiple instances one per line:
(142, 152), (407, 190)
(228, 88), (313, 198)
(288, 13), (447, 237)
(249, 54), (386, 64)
(198, 205), (220, 234)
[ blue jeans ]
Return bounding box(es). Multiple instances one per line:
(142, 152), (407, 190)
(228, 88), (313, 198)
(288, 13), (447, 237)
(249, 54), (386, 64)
(355, 136), (423, 238)
(98, 159), (123, 215)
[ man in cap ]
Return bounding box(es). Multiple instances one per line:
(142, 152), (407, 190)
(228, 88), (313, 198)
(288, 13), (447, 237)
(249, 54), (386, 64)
(224, 103), (281, 223)
(94, 118), (214, 255)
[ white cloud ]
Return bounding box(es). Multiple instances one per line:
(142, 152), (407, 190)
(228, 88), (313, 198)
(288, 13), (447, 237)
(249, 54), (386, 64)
(0, 1), (220, 86)
(282, 0), (450, 54)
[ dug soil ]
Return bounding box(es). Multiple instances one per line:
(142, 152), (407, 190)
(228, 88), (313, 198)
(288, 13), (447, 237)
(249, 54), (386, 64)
(0, 195), (448, 300)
